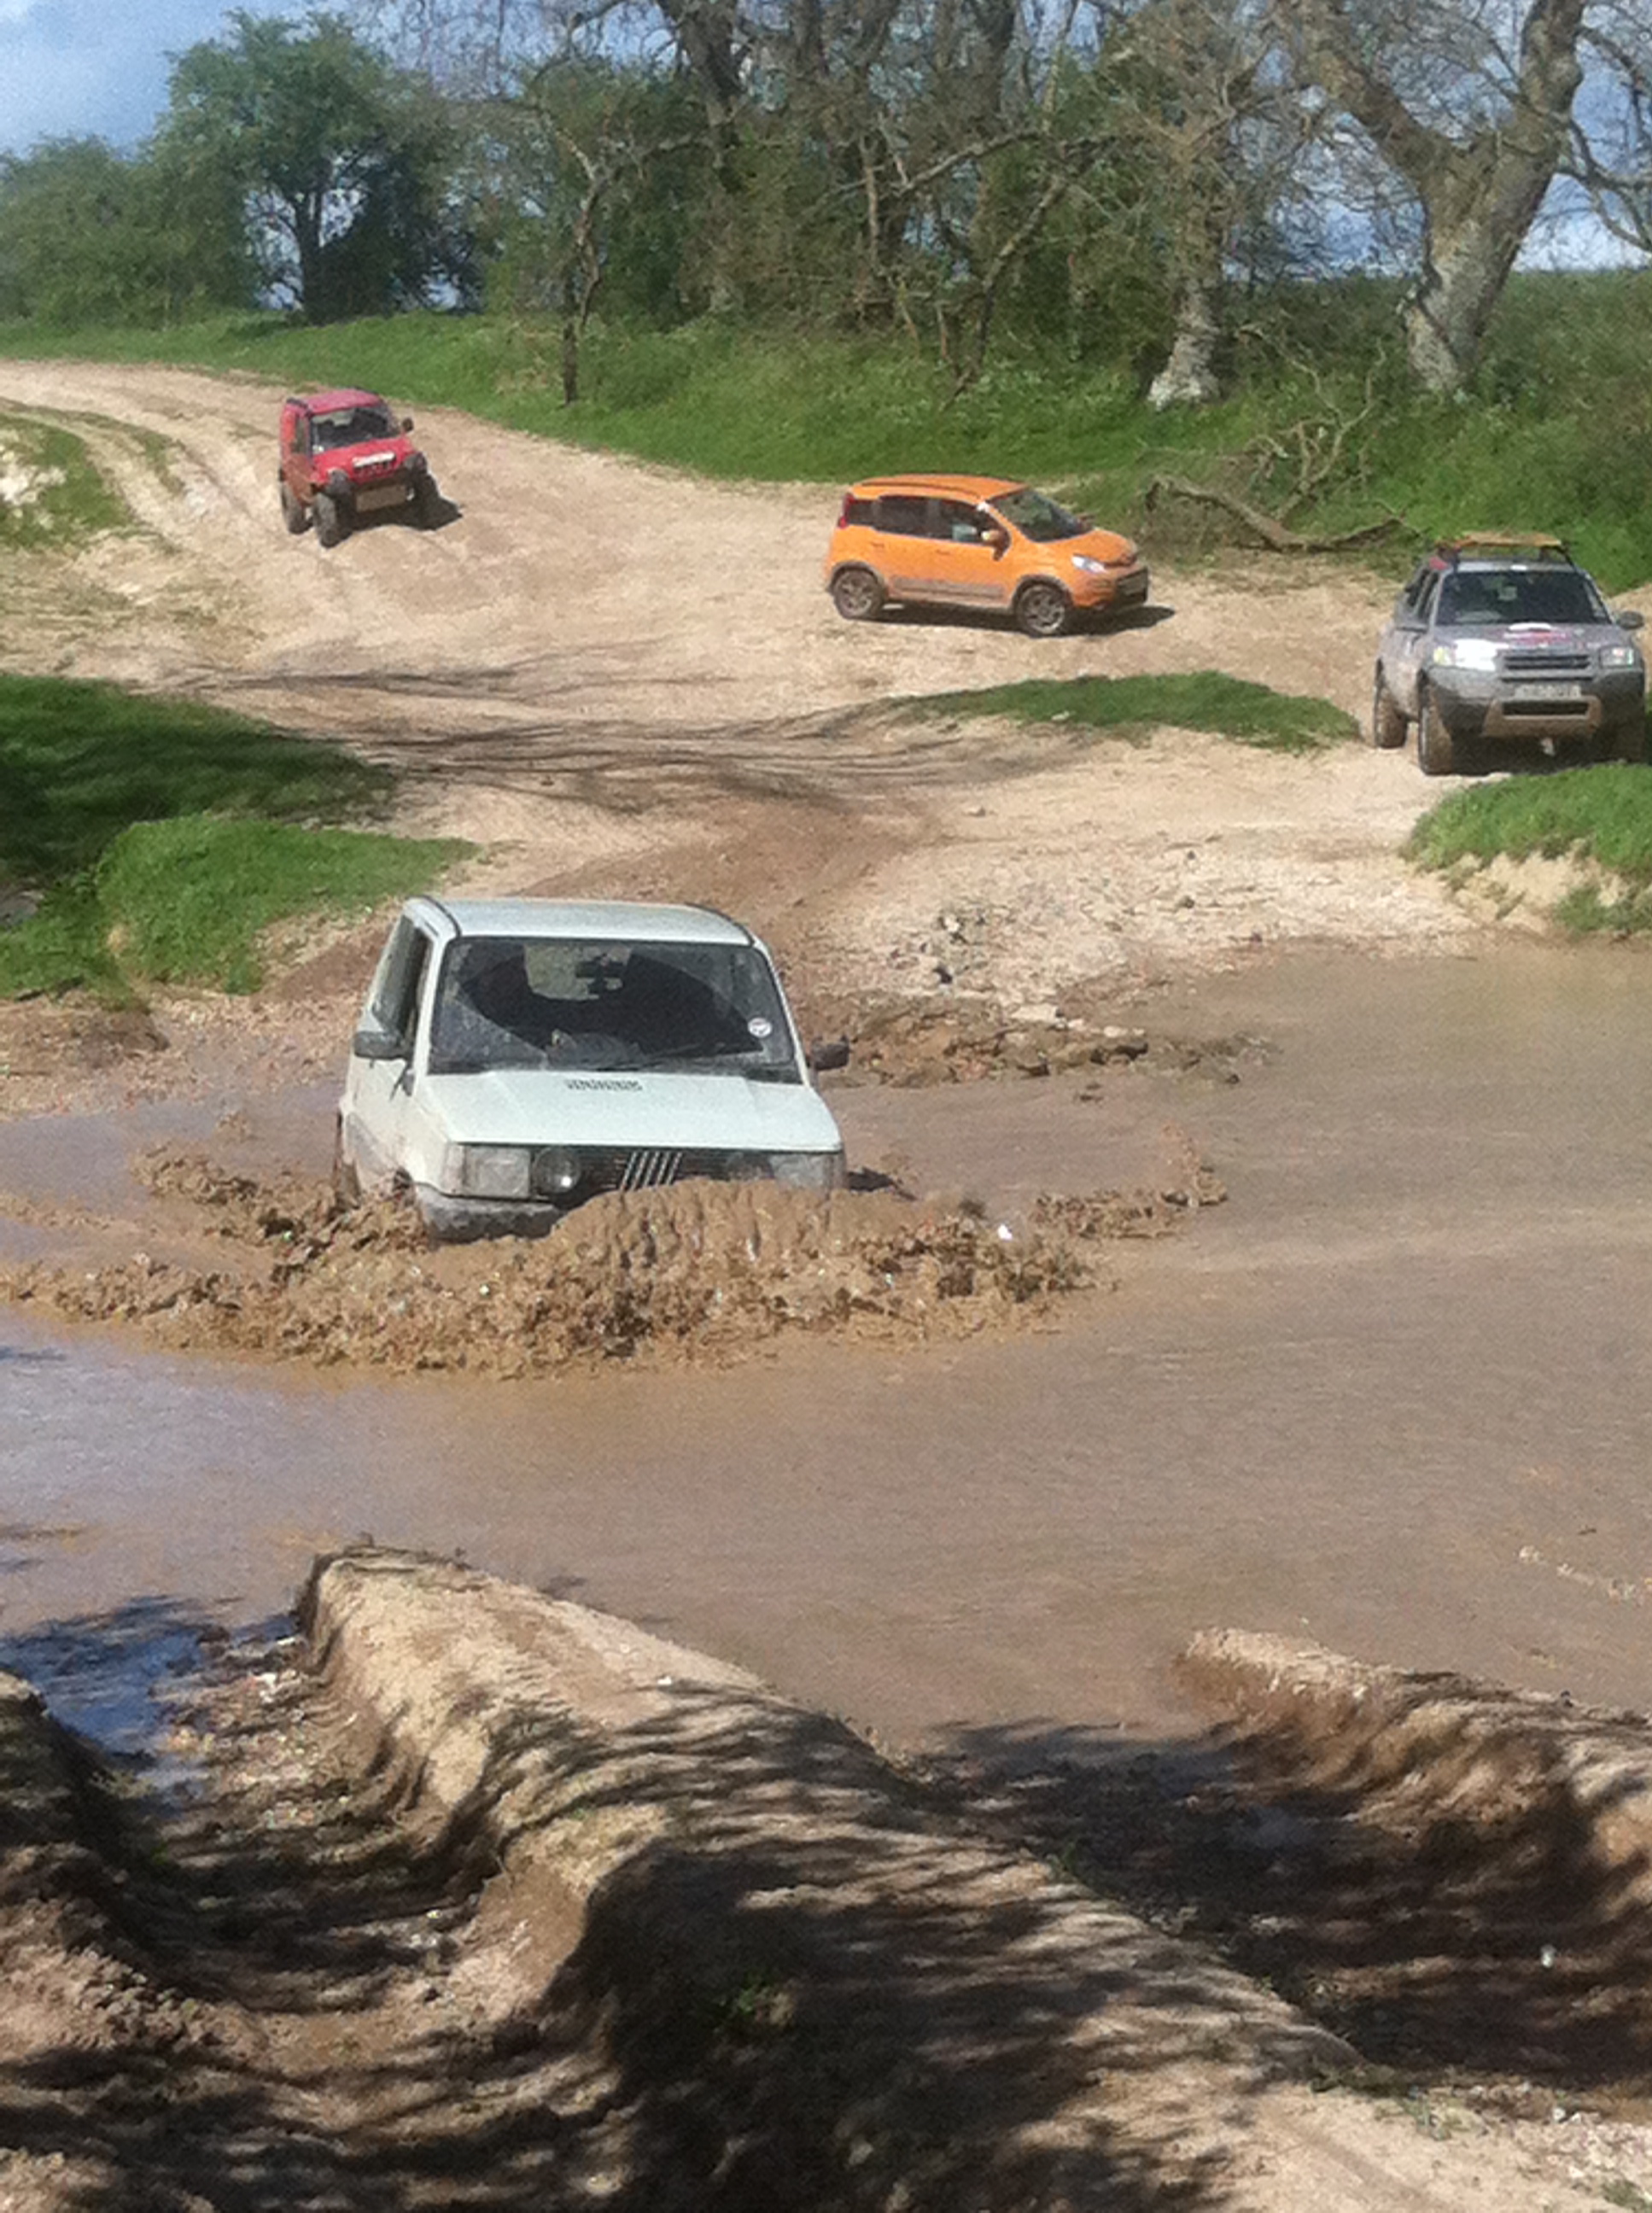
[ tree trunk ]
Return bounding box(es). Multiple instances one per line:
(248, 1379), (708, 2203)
(1294, 0), (1587, 394)
(1404, 142), (1567, 393)
(1148, 274), (1223, 409)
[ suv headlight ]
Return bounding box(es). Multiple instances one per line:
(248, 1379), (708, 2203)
(1071, 555), (1108, 575)
(1432, 639), (1500, 672)
(441, 1143), (531, 1199)
(1601, 643), (1643, 669)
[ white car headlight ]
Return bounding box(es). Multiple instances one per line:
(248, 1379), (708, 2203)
(1433, 639), (1500, 672)
(723, 1151), (843, 1188)
(1602, 643), (1643, 669)
(443, 1143), (532, 1199)
(768, 1151), (846, 1189)
(1071, 555), (1108, 576)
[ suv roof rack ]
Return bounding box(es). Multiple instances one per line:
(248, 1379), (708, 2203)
(1433, 531), (1573, 565)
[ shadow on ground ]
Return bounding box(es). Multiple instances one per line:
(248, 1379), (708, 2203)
(0, 1596), (1328, 2213)
(922, 1707), (1652, 2099)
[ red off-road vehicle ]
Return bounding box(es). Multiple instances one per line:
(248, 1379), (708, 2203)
(278, 388), (441, 547)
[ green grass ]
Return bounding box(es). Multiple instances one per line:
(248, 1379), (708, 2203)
(0, 413), (130, 547)
(0, 886), (124, 1000)
(103, 815), (469, 991)
(904, 670), (1358, 753)
(1405, 763), (1652, 933)
(0, 674), (470, 998)
(0, 816), (469, 998)
(0, 673), (394, 884)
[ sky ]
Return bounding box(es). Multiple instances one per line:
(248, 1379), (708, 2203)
(0, 0), (1643, 270)
(0, 0), (282, 161)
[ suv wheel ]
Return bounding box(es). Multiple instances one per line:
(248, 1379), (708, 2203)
(1014, 580), (1072, 639)
(831, 565), (884, 622)
(1603, 718), (1648, 765)
(1416, 687), (1457, 776)
(279, 481), (310, 535)
(313, 491), (346, 549)
(1370, 667), (1407, 749)
(413, 473), (441, 528)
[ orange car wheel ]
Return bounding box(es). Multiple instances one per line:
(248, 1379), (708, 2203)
(831, 565), (885, 622)
(1014, 579), (1072, 639)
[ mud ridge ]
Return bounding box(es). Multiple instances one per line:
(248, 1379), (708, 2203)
(802, 989), (1272, 1089)
(6, 1570), (1652, 2208)
(0, 1147), (1223, 1376)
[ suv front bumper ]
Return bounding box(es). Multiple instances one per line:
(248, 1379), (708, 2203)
(1430, 669), (1645, 744)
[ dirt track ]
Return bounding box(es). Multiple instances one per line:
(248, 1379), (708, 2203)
(0, 358), (1492, 1022)
(7, 364), (1652, 2208)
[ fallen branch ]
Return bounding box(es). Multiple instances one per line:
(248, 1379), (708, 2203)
(1145, 474), (1404, 553)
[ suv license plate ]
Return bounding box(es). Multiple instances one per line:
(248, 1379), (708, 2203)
(1517, 682), (1585, 701)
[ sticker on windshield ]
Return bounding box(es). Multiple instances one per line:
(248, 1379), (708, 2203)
(748, 1016), (773, 1039)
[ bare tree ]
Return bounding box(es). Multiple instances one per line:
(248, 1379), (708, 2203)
(1292, 0), (1589, 392)
(1567, 0), (1652, 254)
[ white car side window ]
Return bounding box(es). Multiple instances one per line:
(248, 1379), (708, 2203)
(368, 920), (432, 1049)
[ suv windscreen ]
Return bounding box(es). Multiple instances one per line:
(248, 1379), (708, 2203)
(992, 486), (1084, 543)
(1439, 568), (1605, 628)
(428, 937), (799, 1079)
(310, 403), (398, 452)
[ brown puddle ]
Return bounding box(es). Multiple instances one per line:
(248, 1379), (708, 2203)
(6, 943), (1652, 1771)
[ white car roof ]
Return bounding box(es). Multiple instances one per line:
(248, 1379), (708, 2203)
(411, 897), (755, 947)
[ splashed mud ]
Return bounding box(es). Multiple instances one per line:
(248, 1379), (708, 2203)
(0, 1147), (1223, 1378)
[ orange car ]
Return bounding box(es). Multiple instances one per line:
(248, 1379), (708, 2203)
(823, 474), (1149, 638)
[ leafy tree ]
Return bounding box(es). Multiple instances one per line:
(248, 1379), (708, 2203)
(486, 66), (705, 394)
(0, 137), (251, 324)
(161, 10), (476, 319)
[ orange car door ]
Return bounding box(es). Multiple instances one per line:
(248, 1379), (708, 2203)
(870, 493), (936, 599)
(931, 499), (1013, 605)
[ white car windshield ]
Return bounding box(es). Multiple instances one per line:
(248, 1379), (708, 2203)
(428, 937), (800, 1079)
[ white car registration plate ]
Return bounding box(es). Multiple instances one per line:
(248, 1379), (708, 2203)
(1517, 682), (1585, 702)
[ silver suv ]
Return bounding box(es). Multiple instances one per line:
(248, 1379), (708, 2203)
(1371, 535), (1646, 775)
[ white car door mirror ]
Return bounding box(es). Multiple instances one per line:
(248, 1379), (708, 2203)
(353, 1025), (407, 1062)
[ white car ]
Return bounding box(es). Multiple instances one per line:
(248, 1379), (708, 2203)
(336, 897), (847, 1239)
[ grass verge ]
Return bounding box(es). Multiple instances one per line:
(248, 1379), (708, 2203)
(102, 815), (470, 993)
(0, 674), (394, 884)
(1404, 764), (1652, 933)
(0, 817), (470, 1000)
(0, 674), (470, 998)
(902, 671), (1358, 753)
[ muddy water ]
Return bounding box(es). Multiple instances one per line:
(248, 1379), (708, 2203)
(4, 942), (1652, 1757)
